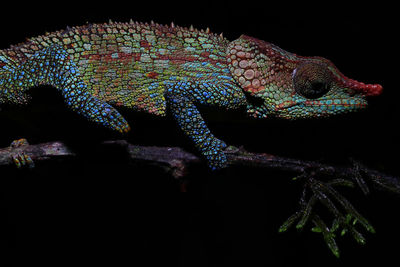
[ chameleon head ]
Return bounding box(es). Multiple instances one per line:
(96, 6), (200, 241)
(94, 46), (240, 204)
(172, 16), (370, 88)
(227, 35), (383, 119)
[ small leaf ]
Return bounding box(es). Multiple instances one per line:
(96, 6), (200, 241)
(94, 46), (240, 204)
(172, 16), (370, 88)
(341, 229), (347, 236)
(311, 227), (322, 233)
(328, 179), (354, 188)
(312, 215), (340, 258)
(292, 173), (306, 181)
(345, 214), (352, 224)
(350, 229), (366, 245)
(327, 240), (340, 258)
(331, 219), (340, 232)
(369, 225), (376, 234)
(296, 196), (316, 230)
(279, 212), (301, 233)
(351, 159), (370, 195)
(321, 183), (374, 234)
(331, 245), (340, 258)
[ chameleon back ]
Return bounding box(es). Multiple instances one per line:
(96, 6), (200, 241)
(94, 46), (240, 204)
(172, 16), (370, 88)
(2, 21), (232, 116)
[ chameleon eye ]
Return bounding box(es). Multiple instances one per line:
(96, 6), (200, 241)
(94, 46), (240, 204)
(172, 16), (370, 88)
(293, 62), (332, 99)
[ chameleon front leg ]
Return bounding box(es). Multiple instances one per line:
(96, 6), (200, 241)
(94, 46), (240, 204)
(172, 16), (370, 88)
(166, 93), (227, 170)
(165, 80), (246, 170)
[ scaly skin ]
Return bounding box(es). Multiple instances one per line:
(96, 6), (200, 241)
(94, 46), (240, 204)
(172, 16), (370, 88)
(0, 21), (382, 169)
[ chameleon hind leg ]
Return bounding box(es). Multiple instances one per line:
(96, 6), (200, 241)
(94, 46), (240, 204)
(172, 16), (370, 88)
(18, 44), (130, 133)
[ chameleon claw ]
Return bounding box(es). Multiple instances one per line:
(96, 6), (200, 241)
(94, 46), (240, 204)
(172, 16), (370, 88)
(121, 123), (131, 134)
(12, 152), (34, 168)
(10, 138), (30, 148)
(10, 138), (35, 168)
(12, 154), (22, 168)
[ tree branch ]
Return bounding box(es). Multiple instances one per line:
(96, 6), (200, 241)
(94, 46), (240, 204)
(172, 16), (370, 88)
(1, 140), (399, 194)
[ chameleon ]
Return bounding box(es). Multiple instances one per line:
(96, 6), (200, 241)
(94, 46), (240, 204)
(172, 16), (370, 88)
(0, 20), (382, 169)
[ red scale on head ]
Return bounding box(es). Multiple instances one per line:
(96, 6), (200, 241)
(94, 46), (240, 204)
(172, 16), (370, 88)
(140, 39), (151, 49)
(342, 78), (383, 96)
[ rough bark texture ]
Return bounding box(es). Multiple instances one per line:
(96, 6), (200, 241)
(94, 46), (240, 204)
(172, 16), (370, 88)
(1, 140), (399, 194)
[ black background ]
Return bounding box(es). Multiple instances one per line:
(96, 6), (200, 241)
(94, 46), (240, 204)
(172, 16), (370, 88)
(0, 1), (398, 266)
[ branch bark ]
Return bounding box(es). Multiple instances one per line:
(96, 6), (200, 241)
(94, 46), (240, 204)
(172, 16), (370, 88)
(1, 140), (399, 194)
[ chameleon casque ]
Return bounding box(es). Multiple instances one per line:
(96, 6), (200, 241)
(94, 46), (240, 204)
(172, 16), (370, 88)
(0, 20), (383, 169)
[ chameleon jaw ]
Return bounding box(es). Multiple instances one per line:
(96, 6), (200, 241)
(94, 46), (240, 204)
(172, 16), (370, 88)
(269, 97), (368, 119)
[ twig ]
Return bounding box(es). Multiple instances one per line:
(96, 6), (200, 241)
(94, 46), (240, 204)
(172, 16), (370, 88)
(0, 140), (399, 194)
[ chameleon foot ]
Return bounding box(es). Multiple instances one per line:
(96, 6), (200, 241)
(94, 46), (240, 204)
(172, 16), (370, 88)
(202, 139), (228, 170)
(279, 168), (375, 257)
(10, 138), (35, 168)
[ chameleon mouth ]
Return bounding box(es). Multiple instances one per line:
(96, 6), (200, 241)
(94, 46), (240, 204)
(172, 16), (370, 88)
(303, 98), (367, 109)
(274, 97), (367, 114)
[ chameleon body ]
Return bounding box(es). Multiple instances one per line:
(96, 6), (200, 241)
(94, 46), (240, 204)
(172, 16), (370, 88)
(0, 21), (382, 169)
